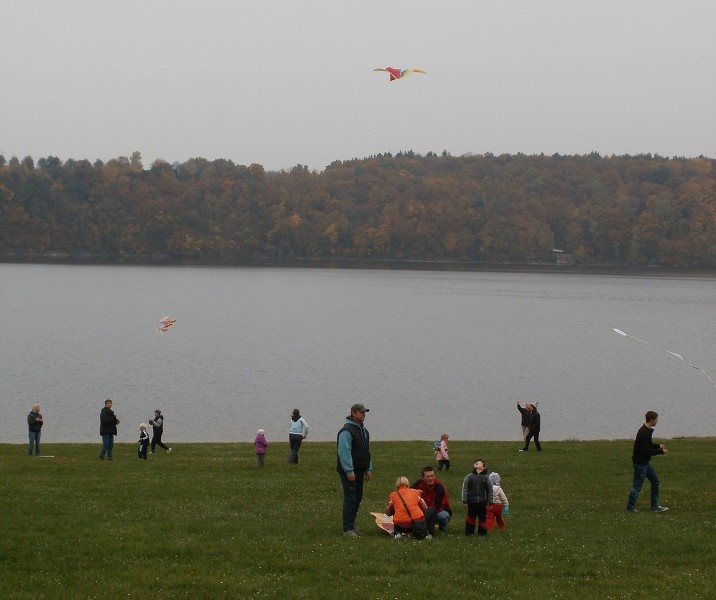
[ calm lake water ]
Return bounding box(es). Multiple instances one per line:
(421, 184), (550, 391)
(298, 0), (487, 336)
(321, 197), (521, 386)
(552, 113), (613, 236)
(1, 264), (715, 445)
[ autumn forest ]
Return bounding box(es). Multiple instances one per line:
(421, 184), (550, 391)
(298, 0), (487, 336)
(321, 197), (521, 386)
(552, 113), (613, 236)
(1, 151), (715, 268)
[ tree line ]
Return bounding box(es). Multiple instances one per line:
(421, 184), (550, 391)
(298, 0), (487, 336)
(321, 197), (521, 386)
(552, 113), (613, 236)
(1, 151), (714, 267)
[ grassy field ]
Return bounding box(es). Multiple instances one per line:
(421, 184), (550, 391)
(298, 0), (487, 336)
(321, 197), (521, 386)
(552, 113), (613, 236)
(1, 439), (715, 599)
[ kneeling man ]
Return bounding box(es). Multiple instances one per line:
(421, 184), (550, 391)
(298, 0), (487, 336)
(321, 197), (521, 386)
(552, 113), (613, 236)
(412, 466), (452, 534)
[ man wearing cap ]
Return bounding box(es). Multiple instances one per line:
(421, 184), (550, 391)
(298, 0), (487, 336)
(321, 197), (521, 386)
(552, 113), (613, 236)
(336, 403), (372, 538)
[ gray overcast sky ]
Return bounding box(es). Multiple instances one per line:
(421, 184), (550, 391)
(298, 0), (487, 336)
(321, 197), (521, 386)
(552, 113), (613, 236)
(1, 0), (715, 172)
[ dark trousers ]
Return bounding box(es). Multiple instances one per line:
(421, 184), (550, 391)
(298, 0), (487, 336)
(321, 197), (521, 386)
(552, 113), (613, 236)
(151, 431), (169, 452)
(339, 470), (365, 532)
(288, 433), (303, 463)
(523, 431), (541, 451)
(465, 502), (488, 536)
(138, 444), (148, 460)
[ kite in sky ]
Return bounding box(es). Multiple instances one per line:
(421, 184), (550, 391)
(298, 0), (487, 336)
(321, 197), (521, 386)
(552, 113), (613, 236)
(155, 316), (176, 334)
(373, 67), (426, 81)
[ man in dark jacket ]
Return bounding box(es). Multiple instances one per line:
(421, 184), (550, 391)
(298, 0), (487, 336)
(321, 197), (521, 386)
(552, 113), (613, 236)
(626, 410), (668, 513)
(149, 409), (171, 453)
(520, 403), (542, 451)
(336, 403), (372, 538)
(27, 404), (44, 456)
(412, 466), (453, 534)
(99, 398), (119, 461)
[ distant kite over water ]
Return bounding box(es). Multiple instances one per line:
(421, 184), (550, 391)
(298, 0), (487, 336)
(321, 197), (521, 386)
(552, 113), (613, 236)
(155, 316), (176, 334)
(373, 67), (426, 81)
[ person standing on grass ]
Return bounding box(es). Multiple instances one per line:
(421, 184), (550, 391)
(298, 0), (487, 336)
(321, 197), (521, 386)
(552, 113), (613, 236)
(99, 399), (119, 461)
(137, 423), (149, 460)
(336, 403), (372, 538)
(626, 410), (668, 513)
(435, 433), (450, 472)
(255, 428), (268, 467)
(516, 402), (531, 445)
(462, 459), (493, 536)
(149, 409), (171, 454)
(486, 472), (509, 530)
(288, 408), (309, 464)
(27, 404), (44, 456)
(520, 403), (542, 451)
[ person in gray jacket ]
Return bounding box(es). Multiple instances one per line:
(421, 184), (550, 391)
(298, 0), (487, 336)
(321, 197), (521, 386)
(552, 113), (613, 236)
(288, 408), (309, 464)
(462, 459), (493, 536)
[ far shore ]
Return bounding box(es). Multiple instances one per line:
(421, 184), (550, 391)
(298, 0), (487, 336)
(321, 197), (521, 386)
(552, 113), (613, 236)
(3, 254), (716, 278)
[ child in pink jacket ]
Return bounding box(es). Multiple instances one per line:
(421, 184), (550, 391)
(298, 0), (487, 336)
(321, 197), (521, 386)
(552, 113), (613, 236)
(254, 428), (268, 467)
(436, 433), (450, 472)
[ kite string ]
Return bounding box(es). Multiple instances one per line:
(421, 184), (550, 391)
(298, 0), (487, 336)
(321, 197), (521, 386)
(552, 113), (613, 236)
(614, 328), (716, 392)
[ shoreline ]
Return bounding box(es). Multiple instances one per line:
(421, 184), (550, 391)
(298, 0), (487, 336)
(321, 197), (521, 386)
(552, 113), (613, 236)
(3, 254), (715, 278)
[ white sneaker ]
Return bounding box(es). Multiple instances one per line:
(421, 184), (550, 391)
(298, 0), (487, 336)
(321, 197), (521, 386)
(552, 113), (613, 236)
(393, 533), (402, 539)
(343, 530), (359, 538)
(425, 534), (433, 539)
(168, 448), (172, 453)
(653, 506), (668, 513)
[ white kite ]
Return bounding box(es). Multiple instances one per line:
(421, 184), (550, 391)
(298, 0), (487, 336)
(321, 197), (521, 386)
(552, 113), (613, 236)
(613, 328), (716, 393)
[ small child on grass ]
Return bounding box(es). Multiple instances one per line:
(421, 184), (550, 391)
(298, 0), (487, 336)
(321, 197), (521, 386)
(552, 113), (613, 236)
(254, 428), (268, 467)
(487, 471), (509, 530)
(436, 433), (450, 471)
(138, 423), (149, 460)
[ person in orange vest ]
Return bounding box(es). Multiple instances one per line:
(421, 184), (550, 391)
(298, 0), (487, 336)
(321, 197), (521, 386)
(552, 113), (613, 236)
(385, 476), (429, 539)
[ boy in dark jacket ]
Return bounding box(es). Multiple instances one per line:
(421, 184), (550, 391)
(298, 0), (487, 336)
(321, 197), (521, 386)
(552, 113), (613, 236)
(461, 459), (493, 536)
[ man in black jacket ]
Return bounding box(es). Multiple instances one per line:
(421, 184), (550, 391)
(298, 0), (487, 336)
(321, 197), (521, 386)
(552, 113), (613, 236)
(626, 410), (668, 512)
(99, 399), (119, 461)
(149, 409), (172, 453)
(520, 403), (542, 451)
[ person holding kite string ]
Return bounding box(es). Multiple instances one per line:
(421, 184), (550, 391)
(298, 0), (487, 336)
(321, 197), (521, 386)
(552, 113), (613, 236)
(516, 402), (531, 445)
(27, 404), (44, 456)
(520, 403), (542, 452)
(626, 411), (668, 513)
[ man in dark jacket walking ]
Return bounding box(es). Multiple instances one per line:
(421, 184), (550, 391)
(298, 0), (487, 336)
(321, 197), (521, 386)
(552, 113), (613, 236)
(626, 410), (668, 513)
(99, 399), (119, 461)
(336, 403), (372, 538)
(149, 409), (171, 453)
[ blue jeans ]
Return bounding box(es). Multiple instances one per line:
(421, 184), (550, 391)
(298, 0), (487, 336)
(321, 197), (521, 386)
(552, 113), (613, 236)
(28, 431), (41, 455)
(627, 462), (659, 511)
(423, 507), (452, 535)
(339, 471), (365, 532)
(100, 434), (114, 460)
(288, 434), (303, 464)
(435, 509), (451, 531)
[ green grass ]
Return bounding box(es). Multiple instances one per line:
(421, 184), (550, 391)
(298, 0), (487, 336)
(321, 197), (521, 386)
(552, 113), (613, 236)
(1, 439), (715, 599)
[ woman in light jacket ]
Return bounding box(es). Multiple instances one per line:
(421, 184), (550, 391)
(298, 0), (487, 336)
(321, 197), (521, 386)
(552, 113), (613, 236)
(288, 408), (309, 464)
